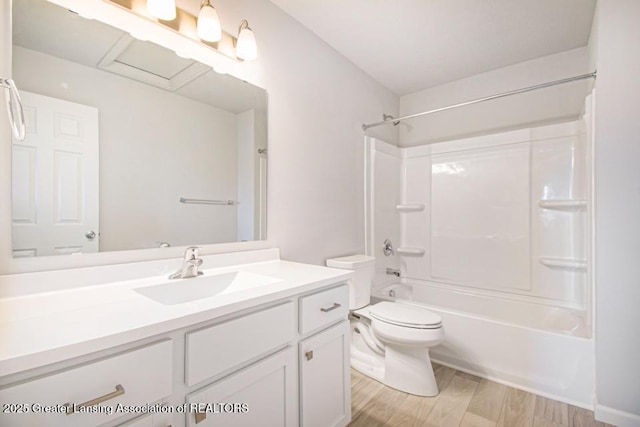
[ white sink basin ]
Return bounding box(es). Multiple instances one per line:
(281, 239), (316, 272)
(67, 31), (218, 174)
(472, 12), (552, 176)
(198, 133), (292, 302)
(134, 271), (281, 305)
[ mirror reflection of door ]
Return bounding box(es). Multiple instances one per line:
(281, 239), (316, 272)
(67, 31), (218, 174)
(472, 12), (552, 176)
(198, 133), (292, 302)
(12, 91), (99, 257)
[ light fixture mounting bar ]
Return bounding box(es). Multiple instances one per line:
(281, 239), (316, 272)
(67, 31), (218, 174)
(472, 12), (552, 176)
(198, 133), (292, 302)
(106, 0), (241, 61)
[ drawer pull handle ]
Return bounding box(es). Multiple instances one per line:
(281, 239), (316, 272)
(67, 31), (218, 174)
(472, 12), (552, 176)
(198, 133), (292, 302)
(305, 350), (314, 361)
(64, 384), (125, 415)
(195, 411), (207, 424)
(320, 302), (341, 313)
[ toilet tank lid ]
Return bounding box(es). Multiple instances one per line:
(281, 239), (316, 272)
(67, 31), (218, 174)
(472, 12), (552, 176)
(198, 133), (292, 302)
(326, 254), (375, 269)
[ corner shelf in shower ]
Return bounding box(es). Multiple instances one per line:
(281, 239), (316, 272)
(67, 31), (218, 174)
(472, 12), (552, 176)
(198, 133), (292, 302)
(538, 199), (587, 210)
(397, 247), (426, 256)
(539, 257), (587, 270)
(396, 204), (426, 212)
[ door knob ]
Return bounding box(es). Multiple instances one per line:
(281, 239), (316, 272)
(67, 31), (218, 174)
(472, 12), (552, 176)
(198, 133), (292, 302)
(85, 230), (97, 240)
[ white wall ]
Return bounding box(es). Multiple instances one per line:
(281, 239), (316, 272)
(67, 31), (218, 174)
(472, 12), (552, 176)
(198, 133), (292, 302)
(13, 46), (239, 251)
(399, 48), (591, 146)
(591, 1), (640, 425)
(177, 0), (400, 265)
(0, 0), (398, 273)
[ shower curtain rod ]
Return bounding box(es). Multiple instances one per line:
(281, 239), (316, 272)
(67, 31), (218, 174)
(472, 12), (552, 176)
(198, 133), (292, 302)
(362, 71), (597, 131)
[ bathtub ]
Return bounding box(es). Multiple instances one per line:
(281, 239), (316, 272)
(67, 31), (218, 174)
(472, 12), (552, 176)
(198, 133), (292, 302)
(373, 282), (595, 408)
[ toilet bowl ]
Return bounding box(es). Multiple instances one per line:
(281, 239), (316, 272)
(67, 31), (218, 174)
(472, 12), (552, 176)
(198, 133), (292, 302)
(326, 255), (445, 396)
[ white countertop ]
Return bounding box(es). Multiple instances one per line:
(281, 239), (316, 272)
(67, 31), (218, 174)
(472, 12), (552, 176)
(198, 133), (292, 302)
(0, 258), (352, 377)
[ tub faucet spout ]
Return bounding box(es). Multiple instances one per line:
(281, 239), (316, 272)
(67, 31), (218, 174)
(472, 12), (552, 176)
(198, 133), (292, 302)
(386, 268), (400, 277)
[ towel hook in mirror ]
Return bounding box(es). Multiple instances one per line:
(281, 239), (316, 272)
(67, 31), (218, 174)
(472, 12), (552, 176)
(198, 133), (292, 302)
(1, 78), (26, 142)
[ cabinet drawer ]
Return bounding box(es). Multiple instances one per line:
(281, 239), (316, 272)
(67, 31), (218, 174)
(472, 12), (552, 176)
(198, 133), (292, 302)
(0, 340), (172, 427)
(299, 284), (349, 335)
(186, 302), (294, 386)
(186, 347), (297, 427)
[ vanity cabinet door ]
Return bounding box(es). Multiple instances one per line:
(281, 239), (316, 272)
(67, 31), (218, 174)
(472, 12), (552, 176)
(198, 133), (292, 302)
(186, 347), (297, 427)
(299, 321), (351, 427)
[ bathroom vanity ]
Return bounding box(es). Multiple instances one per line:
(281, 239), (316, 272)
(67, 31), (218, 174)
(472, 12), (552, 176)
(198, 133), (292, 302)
(0, 249), (352, 427)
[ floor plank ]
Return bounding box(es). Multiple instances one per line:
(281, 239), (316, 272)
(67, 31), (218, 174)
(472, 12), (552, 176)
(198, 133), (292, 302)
(535, 396), (569, 425)
(425, 375), (478, 427)
(533, 416), (565, 427)
(350, 383), (408, 427)
(568, 405), (611, 427)
(455, 370), (483, 384)
(433, 363), (457, 391)
(460, 412), (497, 427)
(351, 375), (385, 418)
(385, 393), (439, 427)
(348, 368), (609, 427)
(496, 387), (536, 427)
(466, 379), (508, 422)
(351, 369), (366, 388)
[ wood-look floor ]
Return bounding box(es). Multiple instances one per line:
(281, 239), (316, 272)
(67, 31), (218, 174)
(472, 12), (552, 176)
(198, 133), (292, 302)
(348, 365), (615, 427)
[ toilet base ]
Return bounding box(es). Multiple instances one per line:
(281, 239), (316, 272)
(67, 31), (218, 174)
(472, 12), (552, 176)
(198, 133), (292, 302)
(350, 305), (443, 397)
(351, 322), (440, 397)
(383, 346), (438, 396)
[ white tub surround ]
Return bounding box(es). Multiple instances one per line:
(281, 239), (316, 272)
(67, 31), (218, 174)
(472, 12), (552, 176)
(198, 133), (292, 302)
(0, 249), (352, 427)
(365, 115), (595, 408)
(367, 119), (592, 332)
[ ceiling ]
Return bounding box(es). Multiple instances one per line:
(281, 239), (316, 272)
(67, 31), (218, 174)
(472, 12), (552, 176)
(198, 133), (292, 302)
(270, 0), (597, 95)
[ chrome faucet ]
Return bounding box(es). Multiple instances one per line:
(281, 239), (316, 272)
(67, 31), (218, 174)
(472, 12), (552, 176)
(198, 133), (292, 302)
(169, 246), (203, 279)
(386, 268), (400, 277)
(383, 239), (395, 256)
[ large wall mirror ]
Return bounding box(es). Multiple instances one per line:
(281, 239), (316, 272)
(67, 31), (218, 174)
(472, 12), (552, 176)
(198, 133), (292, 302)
(10, 0), (268, 258)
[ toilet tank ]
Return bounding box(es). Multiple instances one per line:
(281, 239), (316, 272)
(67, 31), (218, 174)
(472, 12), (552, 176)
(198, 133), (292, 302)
(326, 255), (376, 310)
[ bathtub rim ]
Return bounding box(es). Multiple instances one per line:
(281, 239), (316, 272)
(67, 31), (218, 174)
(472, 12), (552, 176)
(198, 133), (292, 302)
(373, 283), (592, 339)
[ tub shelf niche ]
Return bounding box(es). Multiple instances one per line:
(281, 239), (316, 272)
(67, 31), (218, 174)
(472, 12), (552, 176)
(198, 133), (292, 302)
(397, 247), (426, 256)
(538, 199), (587, 210)
(539, 257), (587, 270)
(396, 204), (425, 212)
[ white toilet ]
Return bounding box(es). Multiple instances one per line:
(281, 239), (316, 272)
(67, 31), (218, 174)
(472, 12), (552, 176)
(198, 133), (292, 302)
(326, 255), (444, 396)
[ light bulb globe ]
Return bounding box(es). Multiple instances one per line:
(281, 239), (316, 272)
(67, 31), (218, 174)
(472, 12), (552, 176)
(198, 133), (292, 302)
(197, 4), (222, 42)
(236, 26), (257, 61)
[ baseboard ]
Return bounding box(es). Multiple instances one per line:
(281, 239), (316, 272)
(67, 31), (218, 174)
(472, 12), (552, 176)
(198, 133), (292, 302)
(595, 404), (640, 427)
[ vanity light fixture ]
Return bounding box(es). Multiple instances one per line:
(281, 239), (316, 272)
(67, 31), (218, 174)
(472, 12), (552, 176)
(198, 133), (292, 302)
(108, 0), (256, 62)
(146, 0), (176, 21)
(197, 0), (222, 42)
(236, 20), (257, 61)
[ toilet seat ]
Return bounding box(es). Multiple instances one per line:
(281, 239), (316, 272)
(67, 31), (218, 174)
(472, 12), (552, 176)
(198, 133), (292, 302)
(369, 301), (442, 329)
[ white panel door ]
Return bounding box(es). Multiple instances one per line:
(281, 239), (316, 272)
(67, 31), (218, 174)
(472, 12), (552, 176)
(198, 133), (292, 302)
(12, 91), (99, 257)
